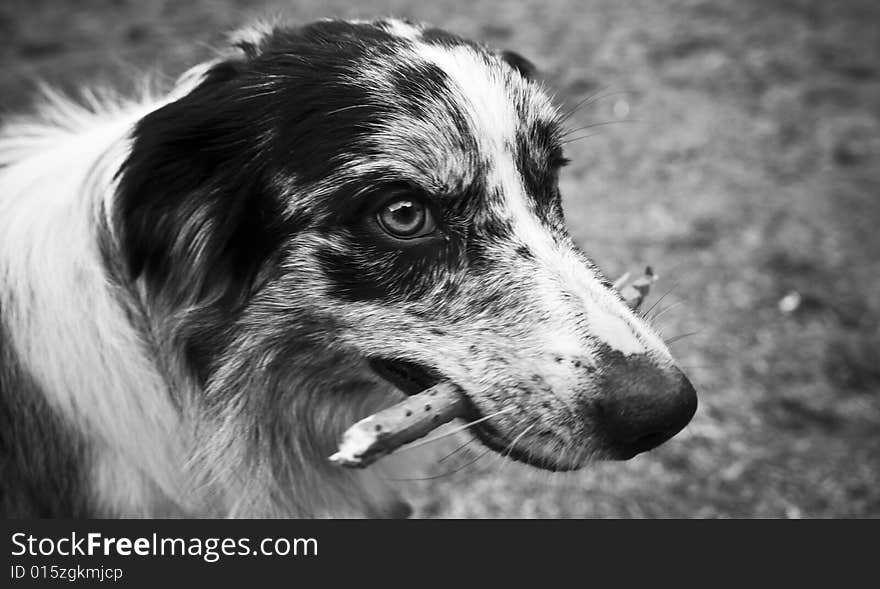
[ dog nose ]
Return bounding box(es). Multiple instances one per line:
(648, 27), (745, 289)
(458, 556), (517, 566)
(594, 352), (697, 457)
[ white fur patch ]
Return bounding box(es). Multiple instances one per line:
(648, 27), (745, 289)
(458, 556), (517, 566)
(415, 43), (518, 170)
(227, 19), (277, 53)
(0, 88), (197, 515)
(381, 19), (422, 40)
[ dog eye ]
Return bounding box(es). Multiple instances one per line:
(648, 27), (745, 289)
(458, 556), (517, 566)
(376, 199), (435, 239)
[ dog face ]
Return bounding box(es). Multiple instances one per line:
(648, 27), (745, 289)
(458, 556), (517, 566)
(117, 18), (696, 490)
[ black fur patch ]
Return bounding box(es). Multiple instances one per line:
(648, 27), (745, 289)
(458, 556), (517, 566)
(515, 245), (534, 260)
(387, 62), (475, 147)
(0, 316), (92, 517)
(515, 120), (566, 225)
(499, 50), (537, 79)
(317, 229), (463, 303)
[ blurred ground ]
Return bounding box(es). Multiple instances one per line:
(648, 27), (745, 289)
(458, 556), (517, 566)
(2, 0), (878, 518)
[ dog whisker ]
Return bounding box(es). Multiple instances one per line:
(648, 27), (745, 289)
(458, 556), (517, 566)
(649, 301), (683, 323)
(560, 133), (601, 145)
(642, 279), (682, 320)
(561, 118), (635, 138)
(505, 423), (536, 460)
(493, 422), (537, 476)
(664, 330), (702, 345)
(385, 448), (494, 482)
(558, 88), (629, 123)
(437, 436), (478, 464)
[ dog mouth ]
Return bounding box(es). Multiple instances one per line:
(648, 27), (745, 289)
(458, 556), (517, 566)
(369, 359), (583, 470)
(368, 359), (586, 471)
(368, 358), (442, 396)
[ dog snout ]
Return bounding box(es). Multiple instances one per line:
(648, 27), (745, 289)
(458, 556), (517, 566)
(591, 350), (697, 458)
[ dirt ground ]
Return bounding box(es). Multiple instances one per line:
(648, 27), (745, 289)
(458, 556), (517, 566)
(2, 0), (878, 518)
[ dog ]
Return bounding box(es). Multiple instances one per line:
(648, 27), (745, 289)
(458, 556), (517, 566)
(0, 17), (697, 518)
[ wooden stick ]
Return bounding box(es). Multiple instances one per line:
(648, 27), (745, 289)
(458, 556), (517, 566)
(329, 382), (467, 468)
(618, 266), (657, 310)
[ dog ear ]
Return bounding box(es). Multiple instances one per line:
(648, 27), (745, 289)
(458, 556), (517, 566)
(116, 55), (304, 381)
(499, 49), (537, 79)
(116, 57), (290, 313)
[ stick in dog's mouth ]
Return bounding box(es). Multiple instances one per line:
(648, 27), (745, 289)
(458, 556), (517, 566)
(329, 268), (658, 469)
(329, 382), (467, 468)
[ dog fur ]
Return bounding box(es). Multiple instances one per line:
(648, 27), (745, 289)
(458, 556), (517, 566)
(0, 17), (696, 518)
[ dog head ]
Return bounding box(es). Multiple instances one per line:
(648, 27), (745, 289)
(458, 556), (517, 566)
(116, 18), (696, 495)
